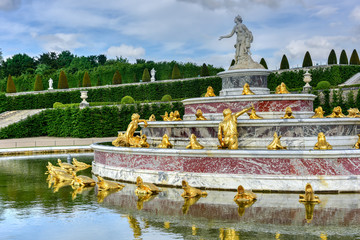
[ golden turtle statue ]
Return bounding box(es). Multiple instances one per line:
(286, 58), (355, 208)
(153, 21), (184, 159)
(157, 134), (173, 148)
(181, 180), (207, 198)
(96, 176), (125, 191)
(134, 176), (162, 195)
(71, 172), (96, 187)
(233, 185), (257, 202)
(299, 183), (320, 203)
(72, 158), (91, 169)
(57, 159), (77, 173)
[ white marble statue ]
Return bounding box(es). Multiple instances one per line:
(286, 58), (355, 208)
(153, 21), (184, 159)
(48, 78), (53, 90)
(150, 68), (156, 82)
(219, 15), (264, 70)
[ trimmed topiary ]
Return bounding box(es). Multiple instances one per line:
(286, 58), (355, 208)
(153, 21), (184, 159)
(171, 64), (181, 79)
(280, 55), (290, 70)
(121, 96), (135, 104)
(112, 70), (122, 85)
(339, 50), (348, 65)
(53, 102), (64, 108)
(82, 71), (91, 87)
(328, 49), (337, 65)
(260, 58), (268, 69)
(161, 94), (172, 102)
(315, 81), (331, 90)
(34, 74), (44, 91)
(350, 49), (360, 65)
(142, 68), (150, 82)
(58, 70), (69, 89)
(6, 75), (16, 93)
(302, 51), (313, 67)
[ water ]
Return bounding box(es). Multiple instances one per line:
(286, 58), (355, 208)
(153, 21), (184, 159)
(1, 155), (360, 240)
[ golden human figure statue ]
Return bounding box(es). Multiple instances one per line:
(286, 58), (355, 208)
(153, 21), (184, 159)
(96, 176), (125, 191)
(347, 108), (360, 118)
(247, 106), (263, 119)
(157, 134), (173, 148)
(134, 176), (162, 195)
(233, 185), (257, 202)
(326, 106), (346, 118)
(311, 106), (325, 118)
(195, 109), (207, 120)
(275, 82), (290, 94)
(299, 183), (320, 203)
(354, 134), (360, 149)
(148, 114), (156, 121)
(242, 83), (255, 95)
(186, 134), (204, 149)
(112, 113), (148, 147)
(173, 110), (182, 121)
(267, 132), (287, 150)
(281, 106), (295, 119)
(314, 132), (332, 150)
(205, 86), (216, 97)
(181, 180), (207, 198)
(161, 112), (169, 121)
(218, 106), (253, 149)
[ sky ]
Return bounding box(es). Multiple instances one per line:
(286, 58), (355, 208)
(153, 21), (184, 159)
(0, 0), (359, 70)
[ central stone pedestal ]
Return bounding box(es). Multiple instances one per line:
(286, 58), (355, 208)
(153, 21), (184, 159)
(218, 69), (272, 95)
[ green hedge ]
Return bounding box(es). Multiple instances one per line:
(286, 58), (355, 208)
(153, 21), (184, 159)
(0, 102), (184, 139)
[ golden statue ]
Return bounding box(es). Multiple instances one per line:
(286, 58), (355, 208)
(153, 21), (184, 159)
(182, 195), (201, 214)
(148, 114), (156, 121)
(112, 113), (148, 147)
(347, 108), (360, 118)
(181, 180), (207, 198)
(281, 106), (295, 119)
(127, 215), (142, 239)
(195, 109), (207, 120)
(275, 82), (290, 94)
(97, 188), (121, 203)
(311, 106), (325, 118)
(204, 86), (216, 97)
(161, 112), (169, 121)
(157, 134), (173, 148)
(267, 132), (287, 150)
(242, 83), (254, 95)
(302, 202), (316, 223)
(235, 199), (256, 217)
(218, 106), (253, 149)
(134, 176), (162, 195)
(326, 106), (346, 118)
(233, 185), (257, 202)
(138, 134), (150, 148)
(314, 132), (332, 150)
(299, 183), (320, 203)
(45, 162), (62, 175)
(71, 172), (96, 187)
(50, 167), (74, 182)
(173, 110), (182, 121)
(96, 176), (125, 191)
(247, 107), (263, 119)
(72, 158), (91, 170)
(186, 134), (204, 149)
(57, 159), (76, 172)
(136, 193), (157, 210)
(168, 112), (175, 121)
(354, 134), (360, 149)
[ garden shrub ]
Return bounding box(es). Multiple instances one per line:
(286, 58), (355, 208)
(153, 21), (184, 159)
(53, 102), (64, 108)
(6, 75), (16, 93)
(315, 81), (331, 90)
(58, 70), (69, 89)
(161, 94), (172, 102)
(121, 96), (135, 104)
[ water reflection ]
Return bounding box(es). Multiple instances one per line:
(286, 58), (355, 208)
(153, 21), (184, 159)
(1, 156), (360, 240)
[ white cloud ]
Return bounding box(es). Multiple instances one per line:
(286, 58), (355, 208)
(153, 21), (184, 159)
(106, 44), (145, 59)
(35, 33), (84, 52)
(0, 0), (21, 11)
(350, 6), (360, 21)
(314, 6), (338, 17)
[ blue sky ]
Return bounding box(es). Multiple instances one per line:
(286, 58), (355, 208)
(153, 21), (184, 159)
(0, 0), (359, 70)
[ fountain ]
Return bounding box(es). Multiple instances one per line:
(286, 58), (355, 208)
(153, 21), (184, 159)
(92, 16), (360, 192)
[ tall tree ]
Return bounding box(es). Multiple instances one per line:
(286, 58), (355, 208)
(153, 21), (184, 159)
(171, 64), (181, 79)
(57, 50), (74, 68)
(6, 75), (16, 93)
(38, 52), (58, 69)
(200, 63), (209, 77)
(58, 70), (69, 89)
(34, 74), (43, 91)
(3, 53), (36, 76)
(112, 70), (122, 85)
(339, 49), (348, 65)
(97, 54), (107, 65)
(260, 58), (268, 69)
(327, 49), (337, 65)
(142, 68), (150, 82)
(350, 49), (360, 65)
(82, 71), (91, 87)
(302, 51), (313, 67)
(280, 54), (290, 70)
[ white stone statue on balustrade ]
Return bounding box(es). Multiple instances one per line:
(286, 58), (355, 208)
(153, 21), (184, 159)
(150, 68), (156, 82)
(48, 78), (53, 90)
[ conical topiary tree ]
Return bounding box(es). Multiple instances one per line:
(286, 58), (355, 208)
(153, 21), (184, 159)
(34, 74), (43, 91)
(260, 58), (268, 69)
(171, 64), (181, 79)
(112, 70), (122, 85)
(82, 71), (91, 87)
(58, 70), (69, 89)
(200, 63), (209, 77)
(280, 54), (290, 70)
(328, 49), (337, 65)
(350, 49), (360, 65)
(6, 75), (16, 93)
(142, 68), (150, 82)
(302, 51), (313, 67)
(339, 49), (348, 65)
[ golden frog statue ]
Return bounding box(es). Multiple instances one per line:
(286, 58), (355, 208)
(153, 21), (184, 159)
(247, 107), (263, 119)
(267, 132), (287, 150)
(299, 183), (320, 203)
(347, 108), (360, 118)
(354, 134), (360, 149)
(326, 106), (346, 118)
(204, 86), (216, 97)
(186, 134), (204, 149)
(71, 172), (96, 187)
(157, 134), (173, 148)
(96, 176), (125, 191)
(148, 114), (156, 121)
(72, 158), (91, 170)
(181, 180), (207, 198)
(275, 82), (290, 94)
(112, 113), (148, 147)
(134, 176), (162, 195)
(233, 185), (257, 202)
(242, 83), (255, 95)
(311, 106), (325, 118)
(173, 110), (182, 121)
(195, 109), (207, 120)
(314, 132), (332, 150)
(281, 106), (295, 119)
